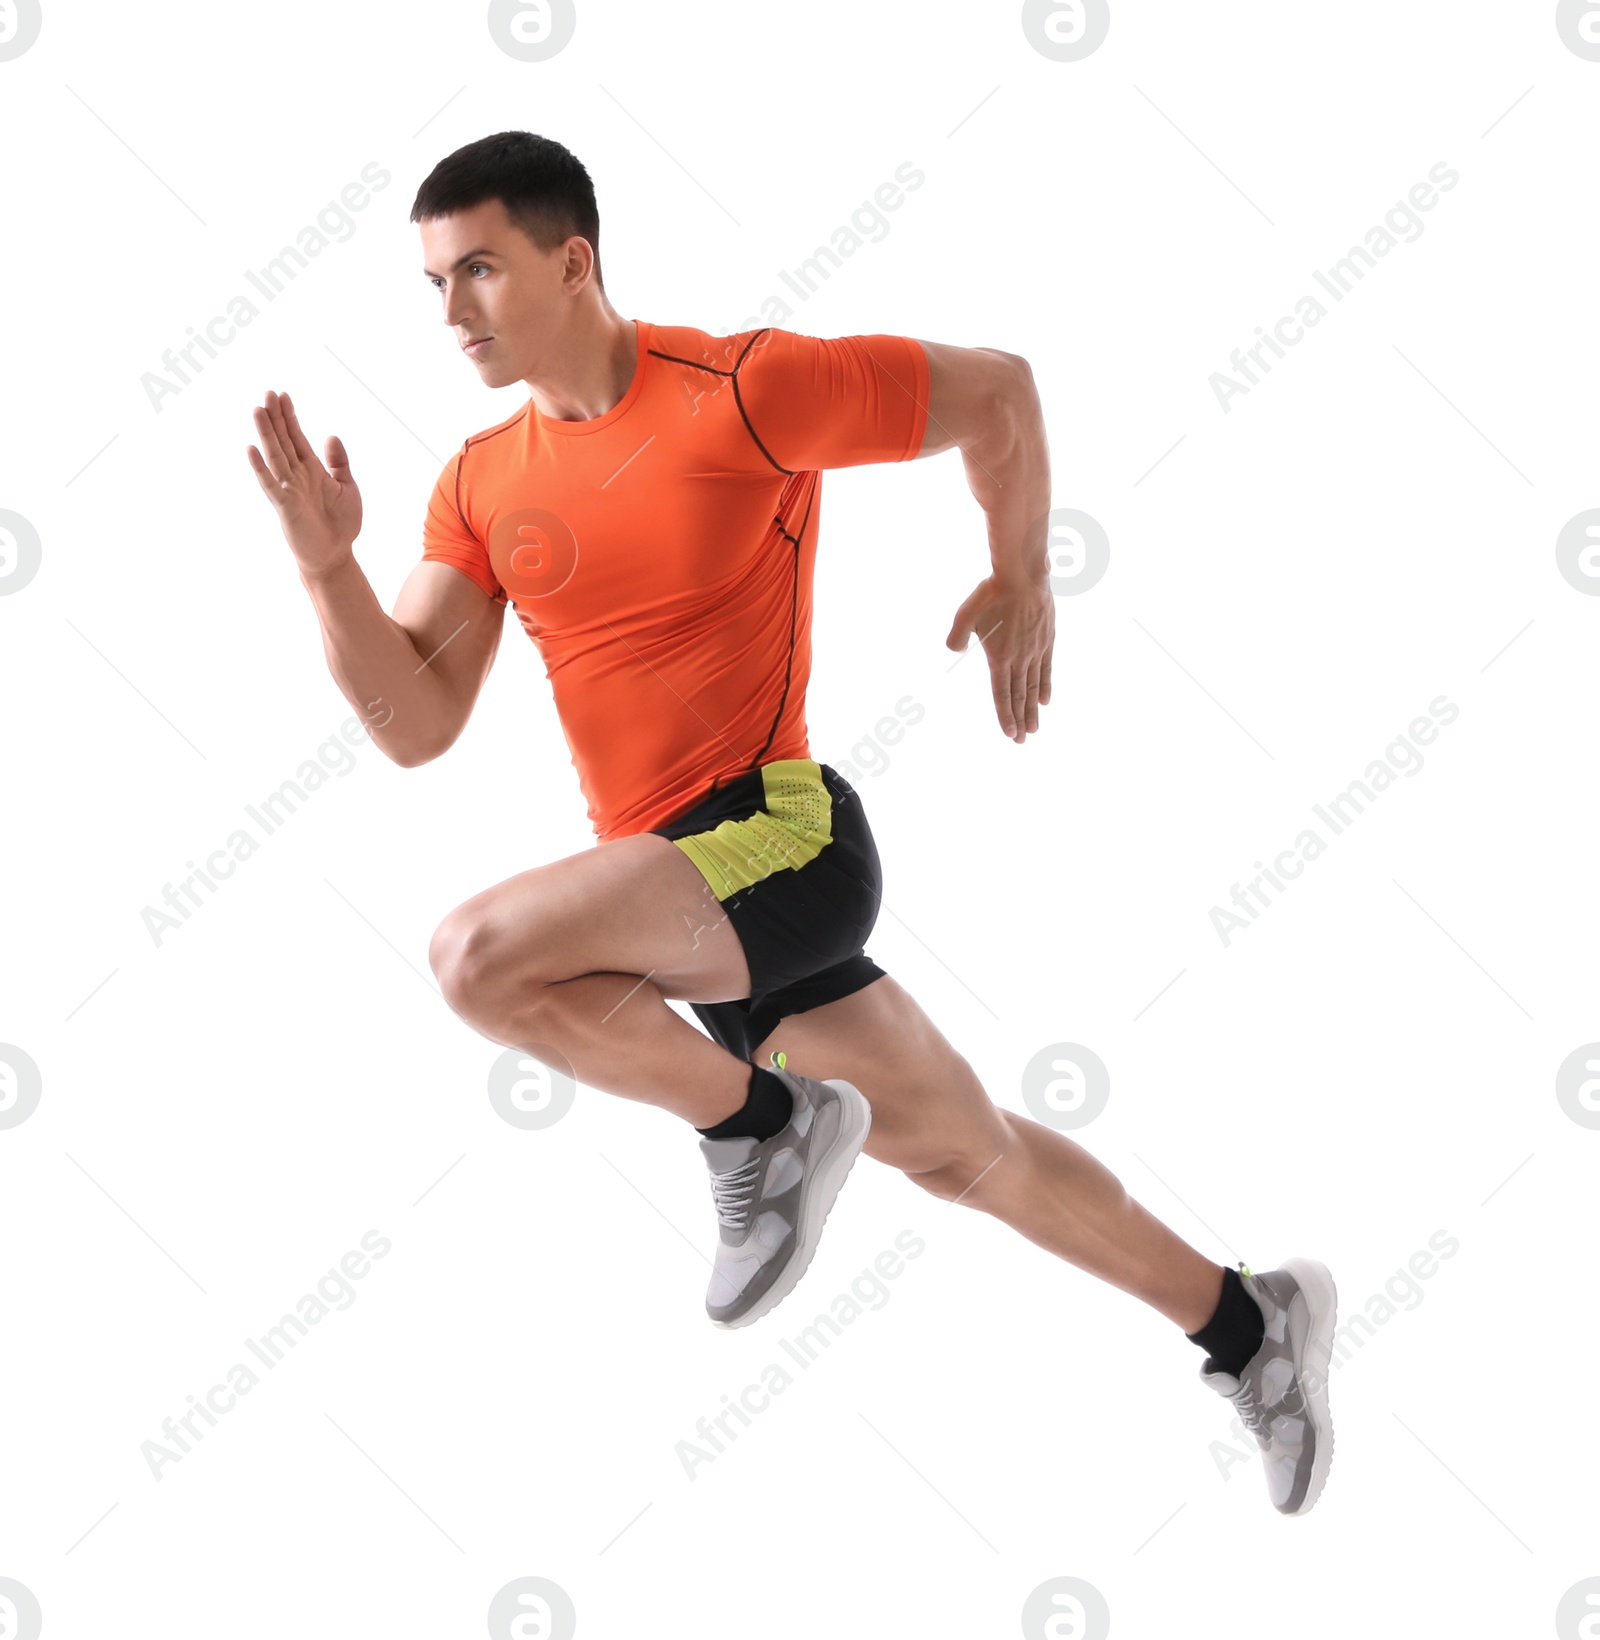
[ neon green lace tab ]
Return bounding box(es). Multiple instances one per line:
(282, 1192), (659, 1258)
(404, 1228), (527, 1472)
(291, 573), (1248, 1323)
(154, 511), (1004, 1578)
(770, 1050), (787, 1070)
(1240, 1262), (1252, 1278)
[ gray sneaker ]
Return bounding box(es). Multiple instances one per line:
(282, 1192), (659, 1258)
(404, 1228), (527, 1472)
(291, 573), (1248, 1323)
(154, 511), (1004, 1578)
(1198, 1258), (1338, 1516)
(698, 1051), (872, 1329)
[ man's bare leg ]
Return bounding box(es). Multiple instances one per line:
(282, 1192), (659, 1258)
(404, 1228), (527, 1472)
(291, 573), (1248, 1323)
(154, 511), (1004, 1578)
(427, 833), (761, 1131)
(749, 973), (1225, 1333)
(427, 844), (1222, 1328)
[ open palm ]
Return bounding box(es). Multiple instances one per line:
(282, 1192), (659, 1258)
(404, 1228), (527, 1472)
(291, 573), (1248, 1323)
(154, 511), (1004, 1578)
(245, 389), (362, 578)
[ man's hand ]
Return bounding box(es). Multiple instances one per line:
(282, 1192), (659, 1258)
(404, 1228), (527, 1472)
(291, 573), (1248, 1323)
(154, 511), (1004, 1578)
(945, 574), (1054, 742)
(246, 389), (363, 581)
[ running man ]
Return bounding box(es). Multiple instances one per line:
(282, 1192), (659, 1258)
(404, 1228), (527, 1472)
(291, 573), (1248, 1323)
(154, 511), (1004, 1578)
(245, 130), (1337, 1516)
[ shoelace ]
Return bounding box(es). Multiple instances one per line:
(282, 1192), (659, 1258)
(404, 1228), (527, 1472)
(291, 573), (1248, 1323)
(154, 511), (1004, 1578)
(708, 1156), (763, 1234)
(1230, 1376), (1273, 1445)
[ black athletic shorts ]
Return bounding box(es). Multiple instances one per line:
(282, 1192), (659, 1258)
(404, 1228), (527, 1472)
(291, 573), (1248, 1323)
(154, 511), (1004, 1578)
(648, 756), (887, 1060)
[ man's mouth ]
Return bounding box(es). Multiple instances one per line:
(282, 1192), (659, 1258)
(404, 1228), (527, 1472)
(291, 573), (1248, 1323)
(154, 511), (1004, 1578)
(463, 337), (493, 356)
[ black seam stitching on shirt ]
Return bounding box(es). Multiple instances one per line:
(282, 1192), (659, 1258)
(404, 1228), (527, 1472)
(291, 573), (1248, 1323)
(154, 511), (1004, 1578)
(728, 330), (795, 476)
(650, 334), (793, 475)
(462, 405), (531, 460)
(456, 415), (528, 524)
(750, 482), (819, 770)
(453, 411), (527, 601)
(450, 442), (470, 526)
(646, 348), (732, 375)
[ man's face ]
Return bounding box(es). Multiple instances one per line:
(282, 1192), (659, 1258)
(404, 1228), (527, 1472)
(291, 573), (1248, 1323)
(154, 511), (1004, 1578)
(419, 197), (580, 388)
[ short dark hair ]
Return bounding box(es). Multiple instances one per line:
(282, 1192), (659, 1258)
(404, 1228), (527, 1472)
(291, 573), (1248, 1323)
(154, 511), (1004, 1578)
(410, 130), (605, 291)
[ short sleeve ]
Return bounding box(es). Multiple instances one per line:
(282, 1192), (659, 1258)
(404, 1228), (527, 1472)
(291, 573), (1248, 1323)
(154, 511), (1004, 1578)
(421, 447), (508, 604)
(734, 329), (929, 473)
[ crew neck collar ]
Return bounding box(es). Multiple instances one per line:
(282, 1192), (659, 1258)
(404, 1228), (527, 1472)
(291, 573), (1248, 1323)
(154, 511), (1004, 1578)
(534, 318), (649, 436)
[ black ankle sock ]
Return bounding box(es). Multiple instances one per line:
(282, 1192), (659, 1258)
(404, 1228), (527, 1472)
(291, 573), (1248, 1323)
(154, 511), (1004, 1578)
(695, 1064), (794, 1142)
(1186, 1264), (1265, 1377)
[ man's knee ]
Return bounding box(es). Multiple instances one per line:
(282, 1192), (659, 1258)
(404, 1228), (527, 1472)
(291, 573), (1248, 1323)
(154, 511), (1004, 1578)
(887, 1108), (1019, 1205)
(429, 904), (543, 1014)
(429, 907), (484, 1011)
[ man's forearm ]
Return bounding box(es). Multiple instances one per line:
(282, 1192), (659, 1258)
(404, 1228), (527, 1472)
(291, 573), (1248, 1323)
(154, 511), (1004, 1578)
(299, 556), (454, 765)
(962, 363), (1052, 588)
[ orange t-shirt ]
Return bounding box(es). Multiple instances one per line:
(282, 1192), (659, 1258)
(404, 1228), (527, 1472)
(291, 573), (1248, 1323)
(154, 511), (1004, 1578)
(419, 321), (930, 840)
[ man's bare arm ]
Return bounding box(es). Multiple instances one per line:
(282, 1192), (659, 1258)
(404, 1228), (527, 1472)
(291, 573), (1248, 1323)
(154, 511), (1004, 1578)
(303, 556), (504, 765)
(247, 388), (503, 766)
(909, 341), (1054, 742)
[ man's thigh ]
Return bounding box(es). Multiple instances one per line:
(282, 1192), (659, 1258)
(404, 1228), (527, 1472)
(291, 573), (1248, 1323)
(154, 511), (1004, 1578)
(749, 973), (1010, 1179)
(429, 833), (752, 1003)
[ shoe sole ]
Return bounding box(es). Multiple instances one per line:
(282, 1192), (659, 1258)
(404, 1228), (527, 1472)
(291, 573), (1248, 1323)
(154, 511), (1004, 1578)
(709, 1079), (872, 1330)
(1281, 1255), (1338, 1516)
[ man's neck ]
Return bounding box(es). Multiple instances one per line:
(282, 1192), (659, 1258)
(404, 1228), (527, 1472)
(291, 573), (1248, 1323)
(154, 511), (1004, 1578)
(526, 311), (638, 424)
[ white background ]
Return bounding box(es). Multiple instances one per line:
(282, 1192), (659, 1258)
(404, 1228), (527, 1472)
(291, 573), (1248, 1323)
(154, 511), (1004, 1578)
(2, 1), (1596, 1635)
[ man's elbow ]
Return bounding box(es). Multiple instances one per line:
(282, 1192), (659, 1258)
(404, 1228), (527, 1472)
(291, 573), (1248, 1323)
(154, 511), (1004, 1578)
(994, 353), (1042, 443)
(377, 723), (455, 768)
(969, 353), (1036, 452)
(367, 684), (477, 768)
(973, 352), (1036, 441)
